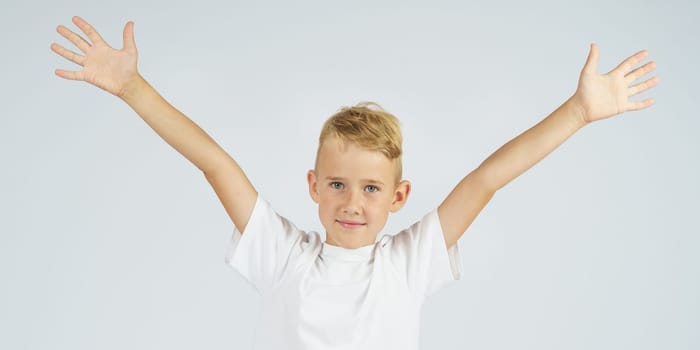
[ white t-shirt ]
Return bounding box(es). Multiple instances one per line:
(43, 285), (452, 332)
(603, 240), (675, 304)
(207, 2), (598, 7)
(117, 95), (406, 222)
(225, 195), (462, 350)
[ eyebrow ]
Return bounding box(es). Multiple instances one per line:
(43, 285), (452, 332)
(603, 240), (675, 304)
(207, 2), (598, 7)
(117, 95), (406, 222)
(324, 176), (385, 186)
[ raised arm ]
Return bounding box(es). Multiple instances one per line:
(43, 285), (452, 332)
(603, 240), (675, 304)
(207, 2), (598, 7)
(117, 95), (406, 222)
(438, 44), (658, 249)
(51, 16), (257, 232)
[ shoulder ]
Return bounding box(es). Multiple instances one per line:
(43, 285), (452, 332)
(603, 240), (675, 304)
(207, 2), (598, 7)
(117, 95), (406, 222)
(379, 209), (441, 250)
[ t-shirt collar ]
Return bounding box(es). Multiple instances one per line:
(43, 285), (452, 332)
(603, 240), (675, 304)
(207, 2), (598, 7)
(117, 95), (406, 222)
(321, 241), (376, 261)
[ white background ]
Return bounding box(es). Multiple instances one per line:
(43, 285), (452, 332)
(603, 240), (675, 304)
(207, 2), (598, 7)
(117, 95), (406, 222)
(1, 0), (698, 349)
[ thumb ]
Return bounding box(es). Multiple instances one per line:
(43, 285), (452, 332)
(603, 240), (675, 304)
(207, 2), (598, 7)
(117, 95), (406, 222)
(123, 21), (137, 52)
(581, 43), (599, 75)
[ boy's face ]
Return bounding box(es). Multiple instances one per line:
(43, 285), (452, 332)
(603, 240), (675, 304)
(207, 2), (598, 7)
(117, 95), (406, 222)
(307, 137), (410, 249)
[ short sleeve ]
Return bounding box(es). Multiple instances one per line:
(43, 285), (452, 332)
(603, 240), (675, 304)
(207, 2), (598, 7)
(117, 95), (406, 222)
(386, 209), (462, 299)
(224, 195), (311, 294)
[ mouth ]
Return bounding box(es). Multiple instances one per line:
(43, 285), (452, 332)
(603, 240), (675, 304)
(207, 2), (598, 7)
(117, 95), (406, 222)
(335, 220), (366, 229)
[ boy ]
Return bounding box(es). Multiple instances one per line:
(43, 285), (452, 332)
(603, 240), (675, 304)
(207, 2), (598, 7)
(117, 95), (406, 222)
(51, 16), (657, 350)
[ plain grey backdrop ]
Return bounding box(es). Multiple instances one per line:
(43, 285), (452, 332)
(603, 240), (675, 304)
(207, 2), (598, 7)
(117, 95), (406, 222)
(1, 0), (698, 349)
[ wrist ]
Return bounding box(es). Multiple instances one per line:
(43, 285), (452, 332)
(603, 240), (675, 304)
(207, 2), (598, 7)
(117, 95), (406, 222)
(566, 94), (590, 128)
(118, 73), (148, 102)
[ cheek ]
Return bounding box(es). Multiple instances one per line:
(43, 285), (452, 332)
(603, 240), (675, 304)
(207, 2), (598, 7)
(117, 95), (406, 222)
(367, 195), (393, 216)
(317, 195), (339, 218)
(317, 203), (332, 227)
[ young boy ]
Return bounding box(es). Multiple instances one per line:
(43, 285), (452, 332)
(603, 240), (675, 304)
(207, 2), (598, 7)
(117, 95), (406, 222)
(51, 16), (657, 350)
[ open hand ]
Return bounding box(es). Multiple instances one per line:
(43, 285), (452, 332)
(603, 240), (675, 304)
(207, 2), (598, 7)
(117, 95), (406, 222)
(573, 44), (658, 123)
(51, 16), (139, 98)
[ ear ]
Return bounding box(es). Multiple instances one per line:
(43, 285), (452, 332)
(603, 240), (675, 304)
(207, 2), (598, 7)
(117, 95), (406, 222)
(390, 180), (411, 212)
(307, 169), (320, 203)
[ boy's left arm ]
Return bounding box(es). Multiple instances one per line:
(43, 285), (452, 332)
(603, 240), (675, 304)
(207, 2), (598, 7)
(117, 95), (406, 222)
(438, 44), (658, 249)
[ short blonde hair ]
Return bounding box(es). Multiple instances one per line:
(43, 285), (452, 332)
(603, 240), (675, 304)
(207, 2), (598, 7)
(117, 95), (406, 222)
(315, 102), (403, 183)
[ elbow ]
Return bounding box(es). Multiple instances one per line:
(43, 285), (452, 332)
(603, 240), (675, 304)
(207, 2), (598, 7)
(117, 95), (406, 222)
(202, 155), (240, 181)
(469, 167), (500, 196)
(202, 164), (230, 185)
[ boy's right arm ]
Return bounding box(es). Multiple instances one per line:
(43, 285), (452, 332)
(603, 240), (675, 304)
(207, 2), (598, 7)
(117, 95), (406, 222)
(51, 16), (256, 232)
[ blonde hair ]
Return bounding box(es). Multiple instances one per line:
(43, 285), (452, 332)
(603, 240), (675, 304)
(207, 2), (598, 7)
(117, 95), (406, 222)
(315, 102), (403, 183)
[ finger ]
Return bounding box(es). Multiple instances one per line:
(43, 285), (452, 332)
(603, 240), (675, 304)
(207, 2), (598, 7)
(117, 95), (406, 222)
(54, 69), (84, 81)
(626, 98), (655, 112)
(582, 43), (599, 74)
(72, 16), (105, 45)
(629, 76), (659, 97)
(50, 42), (85, 66)
(610, 49), (649, 76)
(56, 24), (91, 52)
(122, 21), (137, 52)
(625, 61), (656, 83)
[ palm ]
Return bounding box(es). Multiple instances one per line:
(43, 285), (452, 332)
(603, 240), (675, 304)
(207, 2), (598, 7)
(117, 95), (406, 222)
(80, 43), (136, 94)
(51, 16), (138, 97)
(574, 44), (658, 123)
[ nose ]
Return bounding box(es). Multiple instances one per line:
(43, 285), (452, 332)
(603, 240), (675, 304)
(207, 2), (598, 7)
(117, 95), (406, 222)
(342, 189), (362, 215)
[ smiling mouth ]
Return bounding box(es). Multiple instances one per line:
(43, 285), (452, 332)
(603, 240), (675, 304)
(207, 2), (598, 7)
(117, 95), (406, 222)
(335, 220), (366, 229)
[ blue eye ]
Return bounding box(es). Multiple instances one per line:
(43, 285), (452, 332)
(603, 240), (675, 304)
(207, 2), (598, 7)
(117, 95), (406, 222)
(365, 185), (379, 193)
(330, 182), (344, 190)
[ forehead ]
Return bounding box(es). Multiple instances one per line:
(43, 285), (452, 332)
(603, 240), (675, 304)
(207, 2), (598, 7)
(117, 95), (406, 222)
(316, 138), (395, 182)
